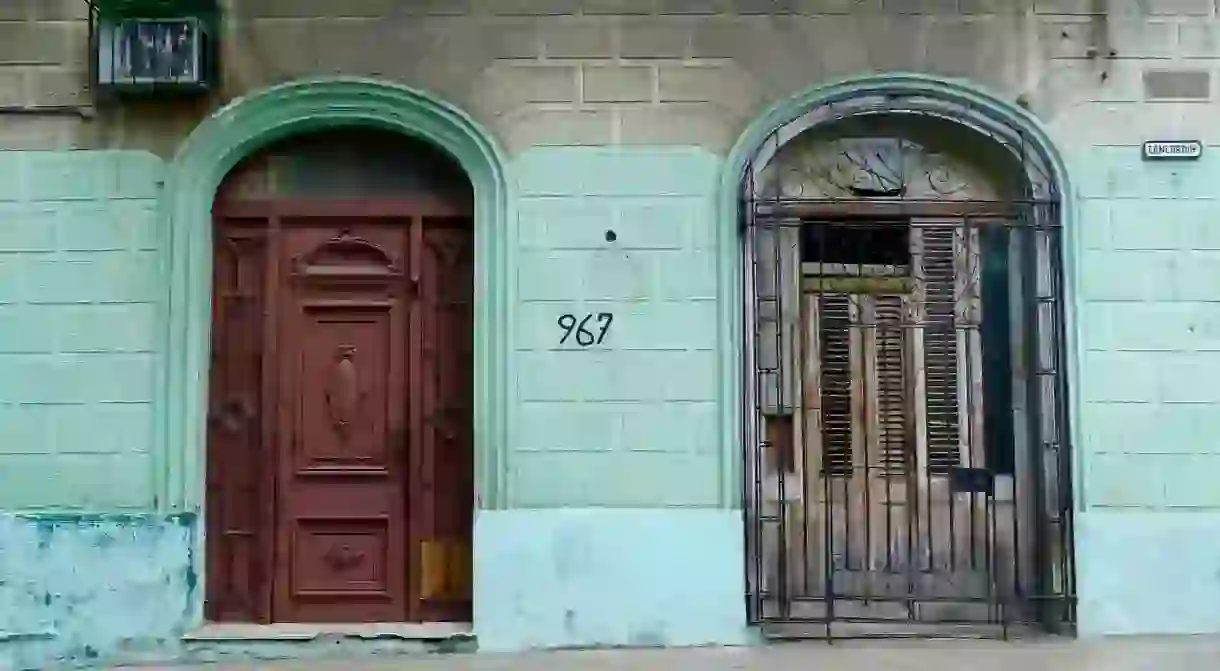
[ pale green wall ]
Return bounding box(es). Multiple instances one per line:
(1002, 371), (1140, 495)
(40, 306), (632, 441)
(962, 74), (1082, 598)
(0, 150), (165, 511)
(10, 136), (1220, 639)
(1070, 146), (1220, 635)
(1076, 147), (1220, 509)
(509, 147), (724, 508)
(0, 147), (730, 511)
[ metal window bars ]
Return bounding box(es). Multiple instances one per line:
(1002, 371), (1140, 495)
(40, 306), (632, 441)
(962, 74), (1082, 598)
(741, 95), (1075, 641)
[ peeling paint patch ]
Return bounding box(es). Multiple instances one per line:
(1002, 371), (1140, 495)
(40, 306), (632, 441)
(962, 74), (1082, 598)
(0, 513), (195, 670)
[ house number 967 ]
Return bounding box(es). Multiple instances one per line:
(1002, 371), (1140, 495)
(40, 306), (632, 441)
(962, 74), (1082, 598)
(557, 313), (613, 347)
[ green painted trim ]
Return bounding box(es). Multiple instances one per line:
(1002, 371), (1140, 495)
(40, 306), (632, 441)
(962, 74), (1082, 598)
(156, 77), (511, 512)
(715, 73), (1080, 511)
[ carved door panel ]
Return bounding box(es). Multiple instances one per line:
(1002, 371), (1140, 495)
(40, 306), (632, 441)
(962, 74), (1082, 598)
(273, 221), (412, 622)
(205, 220), (272, 623)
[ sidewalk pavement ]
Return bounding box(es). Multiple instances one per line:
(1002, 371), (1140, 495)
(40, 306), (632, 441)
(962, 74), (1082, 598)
(122, 636), (1220, 671)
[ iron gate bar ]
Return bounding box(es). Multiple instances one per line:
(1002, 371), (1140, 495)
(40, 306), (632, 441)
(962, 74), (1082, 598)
(741, 99), (1074, 641)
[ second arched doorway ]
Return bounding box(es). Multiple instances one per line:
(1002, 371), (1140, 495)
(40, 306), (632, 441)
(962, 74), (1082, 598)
(740, 87), (1075, 639)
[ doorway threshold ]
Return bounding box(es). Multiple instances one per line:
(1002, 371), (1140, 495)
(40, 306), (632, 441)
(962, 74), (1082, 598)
(183, 621), (473, 642)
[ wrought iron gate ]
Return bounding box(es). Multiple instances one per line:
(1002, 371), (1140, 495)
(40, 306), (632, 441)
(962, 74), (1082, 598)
(742, 96), (1075, 640)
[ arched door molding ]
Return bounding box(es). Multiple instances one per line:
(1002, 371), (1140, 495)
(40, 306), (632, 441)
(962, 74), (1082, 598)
(156, 77), (510, 515)
(719, 73), (1079, 636)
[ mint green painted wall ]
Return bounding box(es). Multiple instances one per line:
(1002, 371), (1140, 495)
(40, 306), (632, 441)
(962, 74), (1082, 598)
(0, 150), (165, 511)
(1075, 147), (1220, 509)
(9, 127), (1220, 645)
(1071, 146), (1220, 634)
(508, 147), (725, 508)
(0, 145), (731, 513)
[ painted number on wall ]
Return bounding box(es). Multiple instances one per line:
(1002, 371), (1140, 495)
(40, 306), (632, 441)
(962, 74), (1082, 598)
(558, 313), (613, 347)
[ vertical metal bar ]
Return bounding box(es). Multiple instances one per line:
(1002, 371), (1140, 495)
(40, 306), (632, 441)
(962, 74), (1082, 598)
(1047, 210), (1075, 631)
(965, 218), (979, 575)
(1012, 137), (1033, 636)
(1050, 213), (1077, 630)
(882, 297), (894, 576)
(741, 207), (755, 624)
(858, 249), (874, 604)
(821, 229), (839, 642)
(1019, 204), (1048, 629)
(749, 179), (767, 624)
(903, 242), (919, 623)
(972, 219), (999, 631)
(796, 221), (813, 605)
(771, 210), (790, 620)
(743, 162), (763, 623)
(1003, 217), (1023, 635)
(947, 218), (962, 576)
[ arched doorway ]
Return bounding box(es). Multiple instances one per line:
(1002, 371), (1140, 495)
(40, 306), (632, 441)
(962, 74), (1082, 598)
(740, 87), (1075, 639)
(204, 128), (474, 624)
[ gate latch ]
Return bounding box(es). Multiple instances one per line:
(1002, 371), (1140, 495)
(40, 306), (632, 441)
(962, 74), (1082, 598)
(949, 466), (995, 495)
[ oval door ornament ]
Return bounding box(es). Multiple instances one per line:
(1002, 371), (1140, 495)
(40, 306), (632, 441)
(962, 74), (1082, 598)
(325, 345), (360, 440)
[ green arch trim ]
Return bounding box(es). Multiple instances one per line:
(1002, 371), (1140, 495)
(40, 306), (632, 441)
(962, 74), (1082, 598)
(714, 73), (1081, 509)
(155, 77), (511, 511)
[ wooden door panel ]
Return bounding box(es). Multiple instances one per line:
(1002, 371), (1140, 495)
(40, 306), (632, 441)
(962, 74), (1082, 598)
(291, 517), (393, 595)
(412, 220), (474, 621)
(786, 218), (1007, 620)
(274, 223), (411, 623)
(297, 305), (397, 472)
(205, 222), (272, 623)
(207, 207), (475, 625)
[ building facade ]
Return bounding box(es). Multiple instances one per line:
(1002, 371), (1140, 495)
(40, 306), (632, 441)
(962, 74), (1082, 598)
(1, 0), (1219, 667)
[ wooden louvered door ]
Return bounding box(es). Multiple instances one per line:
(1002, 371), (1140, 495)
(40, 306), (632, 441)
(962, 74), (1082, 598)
(803, 288), (918, 619)
(798, 218), (1005, 627)
(909, 218), (1017, 622)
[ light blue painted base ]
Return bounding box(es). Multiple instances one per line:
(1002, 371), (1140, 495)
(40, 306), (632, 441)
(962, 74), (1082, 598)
(472, 508), (749, 651)
(10, 507), (1220, 667)
(0, 513), (194, 669)
(1077, 510), (1220, 636)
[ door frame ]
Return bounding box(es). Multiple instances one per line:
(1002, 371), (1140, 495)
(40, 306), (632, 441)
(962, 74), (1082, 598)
(207, 197), (476, 623)
(158, 78), (510, 626)
(723, 74), (1081, 636)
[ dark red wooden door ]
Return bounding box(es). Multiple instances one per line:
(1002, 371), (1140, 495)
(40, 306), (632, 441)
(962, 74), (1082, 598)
(205, 222), (272, 623)
(273, 220), (413, 622)
(412, 219), (474, 622)
(205, 205), (473, 624)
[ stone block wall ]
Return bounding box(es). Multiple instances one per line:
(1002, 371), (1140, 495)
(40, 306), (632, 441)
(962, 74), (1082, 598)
(0, 151), (163, 511)
(0, 1), (1212, 154)
(510, 146), (721, 507)
(2, 0), (1220, 659)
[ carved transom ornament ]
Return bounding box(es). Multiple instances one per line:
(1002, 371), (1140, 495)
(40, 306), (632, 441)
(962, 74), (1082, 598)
(759, 136), (1002, 202)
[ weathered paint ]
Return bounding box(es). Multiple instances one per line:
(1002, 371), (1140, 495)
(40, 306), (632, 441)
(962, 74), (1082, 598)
(0, 513), (194, 670)
(472, 509), (748, 652)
